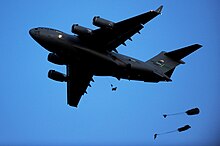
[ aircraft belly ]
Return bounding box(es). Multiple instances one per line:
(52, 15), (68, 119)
(118, 64), (160, 82)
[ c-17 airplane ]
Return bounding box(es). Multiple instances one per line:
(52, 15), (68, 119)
(29, 5), (202, 107)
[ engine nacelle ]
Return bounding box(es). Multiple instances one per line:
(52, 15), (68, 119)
(47, 53), (65, 65)
(93, 16), (115, 29)
(71, 24), (93, 36)
(48, 70), (67, 82)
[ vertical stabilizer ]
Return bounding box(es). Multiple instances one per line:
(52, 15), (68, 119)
(145, 44), (202, 81)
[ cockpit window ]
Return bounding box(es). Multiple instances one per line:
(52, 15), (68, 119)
(58, 34), (62, 38)
(129, 58), (136, 62)
(38, 27), (63, 34)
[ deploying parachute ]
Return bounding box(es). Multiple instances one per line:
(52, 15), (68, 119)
(153, 107), (200, 140)
(185, 108), (200, 115)
(177, 125), (191, 132)
(154, 125), (191, 139)
(163, 108), (200, 118)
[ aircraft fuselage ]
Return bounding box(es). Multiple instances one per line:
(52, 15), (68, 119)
(29, 27), (158, 82)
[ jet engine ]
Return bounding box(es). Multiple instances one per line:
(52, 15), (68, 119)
(93, 16), (115, 29)
(48, 70), (67, 82)
(47, 53), (65, 65)
(71, 24), (93, 36)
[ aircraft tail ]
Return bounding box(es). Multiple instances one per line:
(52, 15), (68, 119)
(145, 44), (202, 81)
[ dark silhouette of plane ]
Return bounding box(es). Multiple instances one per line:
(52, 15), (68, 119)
(29, 5), (202, 107)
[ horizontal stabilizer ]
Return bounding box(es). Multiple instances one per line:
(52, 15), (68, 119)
(165, 44), (202, 62)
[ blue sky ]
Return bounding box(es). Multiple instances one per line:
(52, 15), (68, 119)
(0, 0), (219, 145)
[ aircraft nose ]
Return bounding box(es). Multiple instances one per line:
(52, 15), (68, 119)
(29, 28), (40, 39)
(29, 29), (35, 38)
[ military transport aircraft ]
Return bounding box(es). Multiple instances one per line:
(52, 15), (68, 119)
(29, 5), (202, 107)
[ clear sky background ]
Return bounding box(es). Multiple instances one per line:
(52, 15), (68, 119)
(0, 0), (219, 146)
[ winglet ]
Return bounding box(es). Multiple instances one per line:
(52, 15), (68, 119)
(156, 5), (163, 14)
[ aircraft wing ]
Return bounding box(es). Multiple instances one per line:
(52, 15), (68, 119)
(66, 65), (93, 107)
(92, 5), (163, 52)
